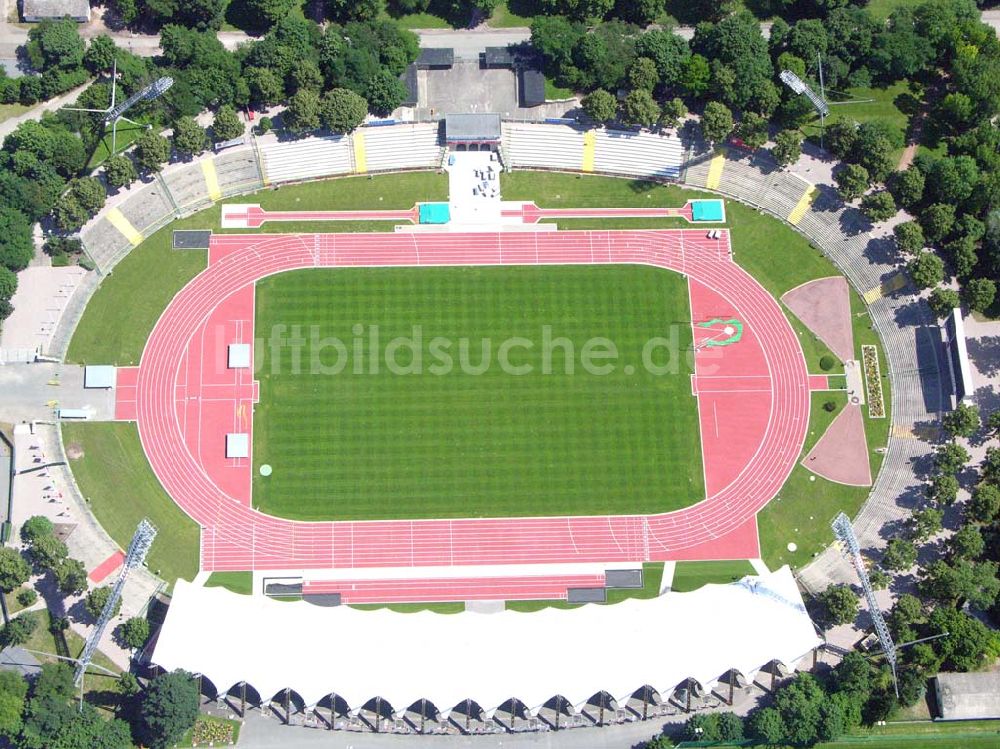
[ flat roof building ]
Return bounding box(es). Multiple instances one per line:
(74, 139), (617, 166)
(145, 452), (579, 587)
(935, 672), (1000, 720)
(416, 48), (454, 69)
(226, 433), (249, 459)
(445, 113), (501, 146)
(84, 365), (116, 389)
(228, 343), (251, 369)
(22, 0), (90, 22)
(520, 69), (546, 107)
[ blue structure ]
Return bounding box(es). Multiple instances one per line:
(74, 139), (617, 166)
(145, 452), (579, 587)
(419, 203), (451, 224)
(691, 200), (725, 222)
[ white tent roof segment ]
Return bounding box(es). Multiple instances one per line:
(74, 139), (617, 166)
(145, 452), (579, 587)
(152, 567), (821, 713)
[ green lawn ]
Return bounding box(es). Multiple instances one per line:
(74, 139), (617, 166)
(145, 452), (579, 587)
(175, 714), (242, 748)
(253, 264), (703, 520)
(87, 120), (150, 170)
(865, 0), (922, 20)
(62, 422), (200, 585)
(802, 80), (915, 163)
(206, 571), (253, 595)
(544, 76), (576, 101)
(0, 102), (30, 124)
(669, 560), (757, 592)
(489, 0), (535, 27)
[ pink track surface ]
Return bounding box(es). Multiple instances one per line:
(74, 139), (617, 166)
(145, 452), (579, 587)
(502, 202), (695, 223)
(222, 204), (418, 228)
(133, 230), (809, 572)
(89, 551), (124, 583)
(114, 367), (140, 421)
(302, 574), (607, 603)
(808, 374), (830, 391)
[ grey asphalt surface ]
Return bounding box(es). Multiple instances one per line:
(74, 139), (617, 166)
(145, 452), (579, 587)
(0, 363), (115, 422)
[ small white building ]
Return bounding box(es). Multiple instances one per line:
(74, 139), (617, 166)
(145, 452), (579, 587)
(227, 343), (251, 369)
(83, 365), (116, 389)
(21, 0), (91, 22)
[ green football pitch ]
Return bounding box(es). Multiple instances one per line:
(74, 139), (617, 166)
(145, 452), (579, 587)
(252, 264), (704, 521)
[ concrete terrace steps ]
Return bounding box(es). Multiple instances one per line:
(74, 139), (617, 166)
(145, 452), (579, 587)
(260, 134), (352, 184)
(302, 573), (608, 604)
(504, 122), (585, 171)
(362, 123), (442, 172)
(592, 129), (684, 180)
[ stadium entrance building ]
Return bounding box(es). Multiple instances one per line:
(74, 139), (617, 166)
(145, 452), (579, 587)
(445, 113), (501, 152)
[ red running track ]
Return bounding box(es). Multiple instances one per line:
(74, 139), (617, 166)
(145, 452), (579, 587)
(302, 574), (607, 603)
(134, 230), (809, 572)
(501, 202), (695, 223)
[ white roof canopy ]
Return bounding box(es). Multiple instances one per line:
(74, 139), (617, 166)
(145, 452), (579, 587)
(153, 567), (820, 713)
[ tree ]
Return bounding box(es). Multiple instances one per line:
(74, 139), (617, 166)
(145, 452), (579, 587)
(0, 612), (37, 647)
(882, 538), (918, 571)
(84, 586), (121, 620)
(0, 670), (27, 739)
(772, 129), (802, 167)
(889, 593), (923, 634)
(83, 35), (116, 74)
(211, 105), (244, 142)
(962, 278), (996, 313)
(20, 516), (53, 544)
(284, 88), (322, 133)
(889, 166), (924, 209)
(946, 236), (977, 279)
(682, 713), (720, 741)
(869, 567), (891, 590)
(52, 177), (107, 232)
(660, 97), (686, 129)
(582, 89), (618, 122)
(920, 558), (1000, 609)
(701, 101), (733, 144)
(102, 154), (137, 189)
(365, 68), (408, 117)
(244, 0), (300, 28)
(968, 483), (1000, 523)
(0, 267), (15, 304)
(927, 473), (960, 505)
(928, 287), (960, 318)
(943, 402), (980, 438)
(633, 30), (691, 92)
(920, 203), (956, 245)
(622, 89), (660, 127)
(26, 19), (85, 71)
(320, 88), (368, 133)
(907, 252), (944, 289)
(118, 616), (150, 650)
(819, 584), (858, 626)
(852, 122), (901, 183)
(925, 155), (980, 205)
(171, 116), (209, 157)
(893, 221), (925, 256)
(682, 53), (711, 98)
(0, 207), (36, 272)
(836, 164), (870, 202)
(860, 190), (897, 223)
(949, 525), (985, 560)
(748, 706), (785, 744)
(0, 548), (30, 593)
(927, 607), (999, 672)
(773, 672), (825, 745)
(28, 533), (67, 571)
(737, 111), (768, 150)
(133, 130), (171, 172)
(935, 442), (969, 474)
(982, 447), (1000, 484)
(716, 711), (743, 741)
(628, 57), (659, 91)
(53, 558), (87, 596)
(244, 66), (284, 107)
(138, 670), (200, 749)
(911, 506), (944, 542)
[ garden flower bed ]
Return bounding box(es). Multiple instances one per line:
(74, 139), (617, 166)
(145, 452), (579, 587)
(862, 345), (885, 419)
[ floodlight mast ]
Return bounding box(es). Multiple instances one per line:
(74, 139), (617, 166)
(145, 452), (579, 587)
(831, 512), (899, 697)
(62, 58), (174, 154)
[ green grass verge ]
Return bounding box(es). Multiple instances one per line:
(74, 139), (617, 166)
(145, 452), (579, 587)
(254, 264), (702, 520)
(489, 0), (535, 26)
(802, 80), (915, 163)
(87, 120), (149, 170)
(391, 10), (451, 28)
(22, 609), (122, 703)
(544, 76), (576, 100)
(0, 102), (30, 124)
(669, 560), (757, 592)
(205, 571), (253, 595)
(62, 422), (200, 585)
(865, 0), (922, 20)
(507, 562), (664, 611)
(67, 172), (447, 365)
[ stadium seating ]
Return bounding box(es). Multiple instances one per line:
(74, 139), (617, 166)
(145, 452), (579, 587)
(80, 216), (133, 272)
(362, 123), (443, 172)
(503, 122), (586, 171)
(162, 162), (212, 215)
(593, 129), (684, 180)
(260, 135), (352, 184)
(117, 180), (176, 237)
(214, 147), (264, 198)
(302, 574), (607, 604)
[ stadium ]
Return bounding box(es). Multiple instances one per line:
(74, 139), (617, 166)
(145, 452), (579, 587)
(35, 115), (915, 734)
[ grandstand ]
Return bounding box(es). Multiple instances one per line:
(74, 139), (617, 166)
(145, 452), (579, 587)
(213, 147), (264, 198)
(592, 129), (684, 180)
(362, 123), (443, 172)
(161, 162), (213, 216)
(260, 134), (352, 184)
(502, 122), (586, 171)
